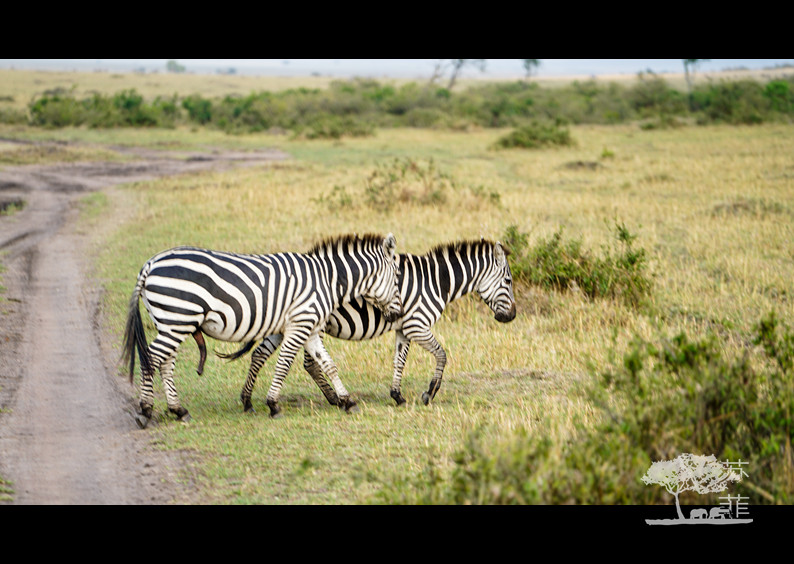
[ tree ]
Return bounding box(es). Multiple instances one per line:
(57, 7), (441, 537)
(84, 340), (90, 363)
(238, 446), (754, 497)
(166, 60), (186, 73)
(522, 59), (540, 80)
(430, 59), (487, 90)
(642, 453), (741, 520)
(682, 59), (709, 109)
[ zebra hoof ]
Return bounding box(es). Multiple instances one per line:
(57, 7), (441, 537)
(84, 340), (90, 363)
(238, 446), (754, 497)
(345, 401), (359, 414)
(134, 414), (151, 429)
(267, 401), (282, 418)
(421, 392), (431, 405)
(390, 390), (406, 406)
(178, 412), (192, 424)
(337, 397), (358, 413)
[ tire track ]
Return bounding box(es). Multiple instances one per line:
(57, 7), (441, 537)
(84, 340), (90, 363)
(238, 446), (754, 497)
(0, 146), (288, 504)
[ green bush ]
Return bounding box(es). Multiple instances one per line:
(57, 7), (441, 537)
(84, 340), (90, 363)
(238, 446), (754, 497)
(182, 94), (213, 124)
(628, 72), (687, 119)
(295, 114), (374, 140)
(764, 80), (794, 114)
(29, 89), (178, 128)
(694, 80), (771, 124)
(364, 157), (453, 211)
(503, 221), (652, 307)
(374, 312), (794, 505)
(21, 75), (794, 133)
(29, 93), (86, 127)
(492, 120), (574, 149)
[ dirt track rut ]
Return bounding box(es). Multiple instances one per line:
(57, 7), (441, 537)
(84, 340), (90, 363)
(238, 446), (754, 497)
(0, 144), (288, 504)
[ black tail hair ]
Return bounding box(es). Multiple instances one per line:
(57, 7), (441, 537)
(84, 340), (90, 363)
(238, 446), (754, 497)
(215, 340), (256, 362)
(121, 288), (151, 384)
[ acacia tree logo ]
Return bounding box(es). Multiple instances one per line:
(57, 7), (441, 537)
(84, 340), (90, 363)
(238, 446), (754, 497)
(642, 453), (752, 525)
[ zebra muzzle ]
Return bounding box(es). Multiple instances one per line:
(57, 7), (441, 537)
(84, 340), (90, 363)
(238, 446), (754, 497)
(495, 302), (517, 323)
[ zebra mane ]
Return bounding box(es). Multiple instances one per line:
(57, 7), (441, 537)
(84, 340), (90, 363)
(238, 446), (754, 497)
(425, 239), (509, 259)
(307, 233), (387, 255)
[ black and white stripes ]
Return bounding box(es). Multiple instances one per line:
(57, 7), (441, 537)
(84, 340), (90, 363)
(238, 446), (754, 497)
(122, 233), (402, 425)
(239, 239), (516, 407)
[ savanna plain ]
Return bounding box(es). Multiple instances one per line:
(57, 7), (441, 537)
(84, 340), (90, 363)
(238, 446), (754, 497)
(0, 69), (792, 505)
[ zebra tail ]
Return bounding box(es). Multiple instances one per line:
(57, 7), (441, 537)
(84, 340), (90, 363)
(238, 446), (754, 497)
(121, 274), (152, 384)
(215, 340), (256, 362)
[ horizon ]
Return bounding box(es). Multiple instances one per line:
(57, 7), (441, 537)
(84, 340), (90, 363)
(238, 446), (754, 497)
(1, 59), (792, 79)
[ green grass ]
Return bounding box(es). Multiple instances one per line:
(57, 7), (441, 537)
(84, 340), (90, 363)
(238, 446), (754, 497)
(43, 118), (794, 504)
(0, 476), (13, 501)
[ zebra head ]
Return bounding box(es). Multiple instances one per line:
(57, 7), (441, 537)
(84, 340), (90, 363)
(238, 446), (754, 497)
(361, 233), (403, 323)
(477, 242), (517, 323)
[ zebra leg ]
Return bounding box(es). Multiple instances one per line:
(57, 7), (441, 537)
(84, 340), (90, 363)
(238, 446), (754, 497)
(136, 331), (189, 428)
(303, 334), (356, 413)
(265, 328), (310, 418)
(160, 354), (191, 422)
(303, 349), (340, 406)
(240, 334), (282, 413)
(411, 329), (447, 405)
(137, 359), (158, 429)
(389, 330), (411, 406)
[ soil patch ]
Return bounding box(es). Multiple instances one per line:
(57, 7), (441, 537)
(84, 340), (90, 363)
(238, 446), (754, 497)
(0, 141), (288, 504)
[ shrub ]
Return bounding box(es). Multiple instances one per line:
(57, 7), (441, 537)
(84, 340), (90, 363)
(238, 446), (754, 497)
(503, 221), (652, 307)
(29, 93), (86, 127)
(492, 120), (574, 149)
(20, 75), (794, 133)
(764, 79), (794, 114)
(310, 185), (353, 210)
(694, 80), (770, 124)
(628, 72), (687, 119)
(112, 89), (158, 126)
(295, 114), (375, 140)
(29, 89), (180, 128)
(374, 312), (794, 505)
(182, 94), (213, 125)
(364, 157), (453, 211)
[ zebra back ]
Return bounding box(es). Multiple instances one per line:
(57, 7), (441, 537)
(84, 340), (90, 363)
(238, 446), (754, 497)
(127, 233), (401, 356)
(326, 239), (516, 341)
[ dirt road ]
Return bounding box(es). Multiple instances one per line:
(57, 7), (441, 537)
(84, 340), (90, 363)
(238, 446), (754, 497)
(0, 142), (288, 504)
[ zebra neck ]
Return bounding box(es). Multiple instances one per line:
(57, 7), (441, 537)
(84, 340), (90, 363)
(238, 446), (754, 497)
(428, 246), (485, 305)
(319, 251), (369, 307)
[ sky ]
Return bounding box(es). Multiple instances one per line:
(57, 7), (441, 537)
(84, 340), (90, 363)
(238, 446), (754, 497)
(1, 59), (791, 79)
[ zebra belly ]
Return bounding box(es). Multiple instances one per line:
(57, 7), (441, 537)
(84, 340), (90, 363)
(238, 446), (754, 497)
(326, 299), (397, 341)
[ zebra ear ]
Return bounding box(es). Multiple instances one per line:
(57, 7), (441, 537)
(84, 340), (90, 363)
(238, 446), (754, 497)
(383, 233), (397, 259)
(494, 241), (508, 265)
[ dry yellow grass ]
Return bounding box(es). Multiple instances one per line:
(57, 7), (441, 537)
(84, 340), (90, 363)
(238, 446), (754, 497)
(70, 120), (793, 503)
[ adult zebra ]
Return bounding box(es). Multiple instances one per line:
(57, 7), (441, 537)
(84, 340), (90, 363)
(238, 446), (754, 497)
(121, 233), (403, 426)
(221, 239), (516, 410)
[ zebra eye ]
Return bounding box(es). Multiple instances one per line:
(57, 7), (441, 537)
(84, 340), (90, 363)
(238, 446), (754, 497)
(504, 277), (512, 284)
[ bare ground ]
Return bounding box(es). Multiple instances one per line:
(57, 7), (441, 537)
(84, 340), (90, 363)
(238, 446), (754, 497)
(0, 141), (289, 504)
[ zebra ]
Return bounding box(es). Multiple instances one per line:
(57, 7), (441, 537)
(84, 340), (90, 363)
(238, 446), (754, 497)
(218, 239), (516, 410)
(121, 233), (403, 427)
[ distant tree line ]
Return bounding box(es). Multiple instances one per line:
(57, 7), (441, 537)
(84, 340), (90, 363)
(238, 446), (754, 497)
(8, 73), (794, 137)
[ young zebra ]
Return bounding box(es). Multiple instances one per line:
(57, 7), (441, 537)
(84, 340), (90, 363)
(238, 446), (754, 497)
(121, 233), (403, 426)
(221, 239), (516, 409)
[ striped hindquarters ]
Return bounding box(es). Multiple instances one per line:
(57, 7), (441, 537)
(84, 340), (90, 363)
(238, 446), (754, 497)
(141, 247), (327, 344)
